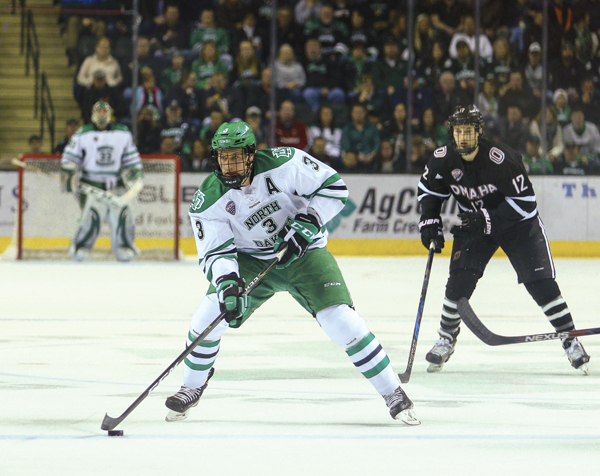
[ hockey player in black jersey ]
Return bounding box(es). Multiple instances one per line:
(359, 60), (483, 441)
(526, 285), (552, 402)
(417, 105), (590, 374)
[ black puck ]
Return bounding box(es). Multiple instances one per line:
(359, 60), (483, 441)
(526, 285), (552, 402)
(108, 430), (124, 436)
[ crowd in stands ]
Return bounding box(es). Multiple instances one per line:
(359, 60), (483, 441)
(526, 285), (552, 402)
(53, 0), (600, 175)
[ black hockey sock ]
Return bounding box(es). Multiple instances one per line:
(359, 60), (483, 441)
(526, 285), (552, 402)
(440, 269), (481, 340)
(438, 297), (461, 341)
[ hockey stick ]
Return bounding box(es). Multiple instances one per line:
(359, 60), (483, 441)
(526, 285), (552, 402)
(458, 297), (600, 346)
(100, 245), (287, 431)
(11, 158), (143, 205)
(398, 240), (436, 383)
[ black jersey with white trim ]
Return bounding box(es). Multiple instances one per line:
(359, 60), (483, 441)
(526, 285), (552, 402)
(417, 138), (537, 234)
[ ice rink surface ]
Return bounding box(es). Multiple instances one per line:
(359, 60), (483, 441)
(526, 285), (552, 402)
(1, 255), (599, 476)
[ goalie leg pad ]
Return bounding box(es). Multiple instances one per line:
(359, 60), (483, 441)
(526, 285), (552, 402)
(108, 201), (140, 261)
(317, 304), (398, 396)
(69, 195), (107, 261)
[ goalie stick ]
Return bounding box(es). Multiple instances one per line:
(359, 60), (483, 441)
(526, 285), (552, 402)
(458, 297), (600, 345)
(12, 158), (143, 205)
(398, 240), (436, 383)
(100, 245), (287, 431)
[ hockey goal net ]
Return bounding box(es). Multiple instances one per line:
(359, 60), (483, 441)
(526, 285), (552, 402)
(8, 154), (180, 260)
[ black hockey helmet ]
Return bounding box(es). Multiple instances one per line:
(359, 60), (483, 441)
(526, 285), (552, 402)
(447, 104), (484, 155)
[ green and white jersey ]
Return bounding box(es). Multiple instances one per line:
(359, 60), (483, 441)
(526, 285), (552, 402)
(189, 147), (348, 285)
(61, 124), (142, 184)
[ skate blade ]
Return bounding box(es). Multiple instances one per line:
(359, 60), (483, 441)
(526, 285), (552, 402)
(165, 409), (190, 422)
(427, 362), (444, 373)
(578, 364), (589, 375)
(399, 409), (421, 426)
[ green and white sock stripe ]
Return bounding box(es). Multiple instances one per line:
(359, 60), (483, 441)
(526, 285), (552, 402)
(346, 332), (390, 379)
(184, 333), (220, 371)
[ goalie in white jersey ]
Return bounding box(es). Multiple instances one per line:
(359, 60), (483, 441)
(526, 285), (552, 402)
(60, 101), (144, 261)
(165, 121), (420, 425)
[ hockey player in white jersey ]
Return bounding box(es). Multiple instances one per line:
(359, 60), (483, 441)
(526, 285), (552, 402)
(60, 101), (144, 261)
(165, 121), (420, 425)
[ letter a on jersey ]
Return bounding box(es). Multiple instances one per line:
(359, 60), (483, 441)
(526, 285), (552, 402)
(265, 176), (281, 196)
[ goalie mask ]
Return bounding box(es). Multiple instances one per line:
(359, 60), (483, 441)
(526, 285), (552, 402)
(91, 101), (113, 129)
(211, 121), (256, 189)
(448, 105), (484, 155)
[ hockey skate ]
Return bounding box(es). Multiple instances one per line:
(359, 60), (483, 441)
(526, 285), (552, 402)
(165, 367), (215, 422)
(564, 338), (590, 375)
(383, 386), (420, 425)
(426, 337), (456, 373)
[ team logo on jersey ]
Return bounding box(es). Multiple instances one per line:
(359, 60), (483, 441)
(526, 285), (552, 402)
(453, 251), (461, 261)
(191, 190), (205, 210)
(451, 169), (463, 181)
(434, 146), (447, 157)
(489, 147), (505, 164)
(225, 200), (236, 215)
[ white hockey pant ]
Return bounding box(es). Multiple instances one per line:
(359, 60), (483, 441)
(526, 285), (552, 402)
(183, 299), (398, 396)
(70, 192), (139, 261)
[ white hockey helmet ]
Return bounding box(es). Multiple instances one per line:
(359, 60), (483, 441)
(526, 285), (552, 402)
(91, 101), (113, 129)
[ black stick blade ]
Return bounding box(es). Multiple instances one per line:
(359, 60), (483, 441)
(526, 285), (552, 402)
(101, 413), (121, 431)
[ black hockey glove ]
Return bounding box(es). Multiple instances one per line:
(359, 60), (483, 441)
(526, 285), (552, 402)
(215, 273), (249, 323)
(450, 209), (492, 244)
(273, 213), (320, 268)
(418, 216), (444, 253)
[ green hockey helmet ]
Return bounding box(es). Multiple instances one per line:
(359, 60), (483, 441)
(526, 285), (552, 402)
(211, 121), (257, 189)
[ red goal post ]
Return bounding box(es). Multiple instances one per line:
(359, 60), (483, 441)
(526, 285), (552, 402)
(12, 153), (180, 260)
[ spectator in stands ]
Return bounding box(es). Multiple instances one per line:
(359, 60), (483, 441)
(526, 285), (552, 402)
(523, 42), (544, 98)
(231, 12), (266, 60)
(192, 40), (230, 91)
(304, 3), (349, 62)
(308, 105), (342, 161)
(486, 37), (517, 91)
(244, 67), (274, 119)
(580, 77), (600, 126)
(159, 135), (178, 156)
(190, 9), (231, 61)
(522, 134), (553, 175)
(498, 70), (540, 121)
(332, 0), (353, 31)
(410, 135), (429, 173)
(302, 38), (345, 113)
(63, 0), (107, 66)
(553, 88), (572, 127)
(417, 40), (449, 90)
(568, 7), (598, 67)
(386, 11), (409, 56)
(381, 102), (409, 163)
(160, 51), (185, 96)
(274, 100), (309, 151)
(340, 103), (380, 172)
(121, 36), (161, 102)
(181, 138), (211, 173)
(530, 105), (564, 162)
(200, 108), (225, 143)
(446, 40), (479, 98)
(231, 40), (262, 90)
(245, 106), (267, 145)
(495, 104), (529, 154)
(201, 70), (244, 122)
(371, 36), (407, 108)
(149, 4), (189, 57)
(347, 7), (377, 60)
(556, 141), (591, 175)
(364, 0), (395, 34)
(216, 0), (248, 34)
(449, 14), (493, 60)
(81, 70), (124, 123)
(54, 118), (81, 154)
(167, 71), (201, 128)
(27, 134), (43, 154)
(477, 76), (500, 130)
(294, 0), (322, 27)
(411, 13), (438, 61)
(76, 37), (122, 90)
(376, 138), (404, 173)
(432, 71), (468, 125)
(342, 39), (371, 101)
(418, 107), (448, 154)
(270, 4), (305, 59)
(430, 0), (470, 43)
(273, 44), (306, 103)
(131, 67), (164, 120)
(136, 105), (161, 154)
(160, 100), (198, 158)
(353, 72), (386, 129)
(308, 136), (334, 168)
(562, 104), (600, 164)
(549, 40), (585, 95)
(548, 0), (574, 59)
